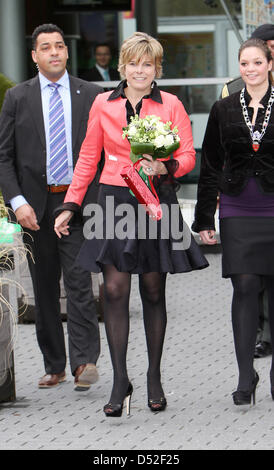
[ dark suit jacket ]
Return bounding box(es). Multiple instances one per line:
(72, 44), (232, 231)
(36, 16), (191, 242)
(221, 76), (245, 98)
(0, 74), (103, 222)
(81, 66), (120, 82)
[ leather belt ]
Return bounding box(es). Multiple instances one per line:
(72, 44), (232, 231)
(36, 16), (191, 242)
(47, 184), (69, 193)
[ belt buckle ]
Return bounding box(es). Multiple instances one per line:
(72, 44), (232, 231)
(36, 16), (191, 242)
(48, 184), (67, 193)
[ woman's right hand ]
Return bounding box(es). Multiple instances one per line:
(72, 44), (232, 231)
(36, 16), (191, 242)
(54, 210), (73, 238)
(199, 230), (217, 245)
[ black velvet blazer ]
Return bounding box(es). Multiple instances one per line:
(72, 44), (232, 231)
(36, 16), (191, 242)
(192, 84), (274, 233)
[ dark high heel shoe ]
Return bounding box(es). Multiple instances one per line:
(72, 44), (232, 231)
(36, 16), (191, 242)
(232, 371), (259, 406)
(271, 387), (274, 401)
(103, 383), (133, 417)
(148, 396), (167, 412)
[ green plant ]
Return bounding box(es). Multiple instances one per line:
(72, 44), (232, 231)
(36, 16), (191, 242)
(0, 192), (7, 218)
(0, 73), (27, 396)
(0, 197), (28, 392)
(0, 72), (15, 231)
(0, 73), (15, 111)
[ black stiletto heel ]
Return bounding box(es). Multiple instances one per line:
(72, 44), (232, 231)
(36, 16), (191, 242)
(148, 396), (167, 412)
(232, 371), (259, 406)
(104, 383), (133, 417)
(147, 375), (167, 412)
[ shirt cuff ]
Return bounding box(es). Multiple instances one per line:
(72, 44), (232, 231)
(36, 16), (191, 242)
(9, 195), (28, 212)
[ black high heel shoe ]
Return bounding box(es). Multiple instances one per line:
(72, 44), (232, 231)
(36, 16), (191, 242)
(232, 371), (259, 406)
(103, 383), (133, 417)
(148, 396), (167, 412)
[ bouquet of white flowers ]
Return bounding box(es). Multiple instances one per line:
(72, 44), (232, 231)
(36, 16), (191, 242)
(121, 115), (181, 220)
(122, 114), (180, 163)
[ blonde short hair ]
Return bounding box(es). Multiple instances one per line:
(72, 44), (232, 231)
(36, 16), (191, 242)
(118, 32), (163, 79)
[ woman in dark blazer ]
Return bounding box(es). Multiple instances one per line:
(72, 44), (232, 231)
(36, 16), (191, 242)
(192, 38), (274, 406)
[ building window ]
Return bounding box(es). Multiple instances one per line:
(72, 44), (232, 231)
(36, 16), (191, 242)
(157, 0), (241, 16)
(77, 12), (119, 78)
(159, 31), (215, 114)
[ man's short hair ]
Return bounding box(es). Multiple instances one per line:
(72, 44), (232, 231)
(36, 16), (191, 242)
(32, 23), (65, 50)
(251, 24), (274, 42)
(95, 43), (112, 54)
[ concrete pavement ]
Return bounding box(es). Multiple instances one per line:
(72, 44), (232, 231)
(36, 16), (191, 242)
(0, 253), (273, 451)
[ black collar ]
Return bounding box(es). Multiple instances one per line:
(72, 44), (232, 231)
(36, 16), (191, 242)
(244, 82), (272, 107)
(108, 79), (162, 103)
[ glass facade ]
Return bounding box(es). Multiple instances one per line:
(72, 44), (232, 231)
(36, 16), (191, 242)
(77, 11), (119, 77)
(159, 31), (215, 114)
(56, 0), (131, 10)
(2, 0), (243, 192)
(157, 0), (242, 17)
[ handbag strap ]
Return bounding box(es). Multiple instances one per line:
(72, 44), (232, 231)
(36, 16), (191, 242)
(133, 158), (160, 203)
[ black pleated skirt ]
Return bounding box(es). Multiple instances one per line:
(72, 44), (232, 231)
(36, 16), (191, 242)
(76, 183), (209, 274)
(220, 216), (274, 278)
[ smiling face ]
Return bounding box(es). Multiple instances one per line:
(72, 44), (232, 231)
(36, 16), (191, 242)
(32, 31), (68, 82)
(239, 46), (272, 88)
(124, 54), (156, 95)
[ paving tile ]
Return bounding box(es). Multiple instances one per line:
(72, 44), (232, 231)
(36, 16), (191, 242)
(0, 254), (273, 450)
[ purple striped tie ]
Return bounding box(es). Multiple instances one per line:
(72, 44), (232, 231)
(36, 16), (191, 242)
(49, 83), (69, 183)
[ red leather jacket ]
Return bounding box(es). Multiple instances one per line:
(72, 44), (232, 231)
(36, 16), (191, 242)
(64, 89), (195, 206)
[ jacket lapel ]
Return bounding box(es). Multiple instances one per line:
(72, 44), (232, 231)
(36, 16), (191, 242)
(27, 76), (46, 148)
(69, 76), (84, 153)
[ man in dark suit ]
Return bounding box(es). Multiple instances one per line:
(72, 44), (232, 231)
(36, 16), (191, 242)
(0, 24), (103, 390)
(81, 43), (120, 83)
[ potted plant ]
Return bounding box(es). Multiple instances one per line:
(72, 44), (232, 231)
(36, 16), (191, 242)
(0, 195), (27, 402)
(0, 74), (29, 402)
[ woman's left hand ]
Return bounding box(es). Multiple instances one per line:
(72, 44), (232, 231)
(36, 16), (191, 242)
(140, 154), (168, 176)
(54, 210), (73, 238)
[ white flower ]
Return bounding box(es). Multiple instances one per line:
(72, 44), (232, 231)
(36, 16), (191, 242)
(156, 121), (166, 134)
(128, 125), (137, 136)
(143, 120), (151, 129)
(164, 134), (175, 146)
(154, 135), (166, 148)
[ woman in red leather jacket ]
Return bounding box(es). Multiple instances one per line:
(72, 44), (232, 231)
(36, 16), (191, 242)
(192, 38), (274, 407)
(55, 32), (208, 417)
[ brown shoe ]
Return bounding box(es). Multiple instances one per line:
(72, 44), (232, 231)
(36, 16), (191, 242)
(74, 363), (99, 391)
(38, 372), (66, 388)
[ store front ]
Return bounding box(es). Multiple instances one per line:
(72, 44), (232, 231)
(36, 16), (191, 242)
(0, 0), (244, 195)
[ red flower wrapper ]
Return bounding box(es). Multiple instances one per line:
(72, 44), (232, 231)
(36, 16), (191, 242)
(121, 165), (162, 220)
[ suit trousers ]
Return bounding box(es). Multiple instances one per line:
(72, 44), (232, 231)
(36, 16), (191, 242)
(23, 192), (100, 375)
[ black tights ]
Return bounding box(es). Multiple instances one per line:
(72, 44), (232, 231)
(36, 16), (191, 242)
(102, 264), (167, 404)
(231, 274), (274, 390)
(263, 276), (274, 387)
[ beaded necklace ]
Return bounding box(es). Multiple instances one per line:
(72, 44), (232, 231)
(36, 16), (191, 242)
(240, 86), (274, 152)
